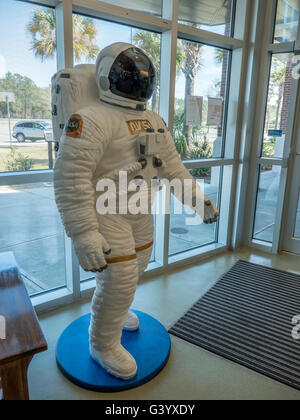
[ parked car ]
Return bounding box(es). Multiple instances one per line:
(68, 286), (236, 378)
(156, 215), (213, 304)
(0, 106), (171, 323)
(12, 121), (53, 143)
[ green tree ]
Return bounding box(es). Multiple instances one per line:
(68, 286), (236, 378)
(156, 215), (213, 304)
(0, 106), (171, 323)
(133, 30), (204, 149)
(269, 57), (288, 130)
(133, 31), (161, 112)
(0, 72), (51, 119)
(133, 31), (184, 112)
(27, 8), (99, 62)
(179, 36), (203, 146)
(173, 99), (188, 157)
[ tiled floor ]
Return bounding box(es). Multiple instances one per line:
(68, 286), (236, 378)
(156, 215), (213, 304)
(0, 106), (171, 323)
(29, 247), (300, 400)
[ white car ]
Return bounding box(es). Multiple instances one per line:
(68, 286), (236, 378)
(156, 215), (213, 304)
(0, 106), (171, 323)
(13, 121), (53, 143)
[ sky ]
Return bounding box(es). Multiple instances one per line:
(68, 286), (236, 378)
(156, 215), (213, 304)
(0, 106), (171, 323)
(0, 1), (57, 86)
(0, 0), (224, 100)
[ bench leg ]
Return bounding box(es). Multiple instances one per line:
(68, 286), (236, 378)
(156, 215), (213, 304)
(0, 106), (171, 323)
(1, 356), (33, 400)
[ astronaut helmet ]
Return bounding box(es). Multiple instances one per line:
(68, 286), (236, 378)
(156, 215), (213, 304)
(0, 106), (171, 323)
(95, 42), (156, 111)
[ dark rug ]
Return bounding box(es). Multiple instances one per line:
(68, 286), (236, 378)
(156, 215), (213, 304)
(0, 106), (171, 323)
(169, 260), (300, 391)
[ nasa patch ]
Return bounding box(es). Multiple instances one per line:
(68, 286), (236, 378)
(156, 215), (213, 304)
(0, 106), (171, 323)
(65, 114), (83, 138)
(126, 119), (153, 135)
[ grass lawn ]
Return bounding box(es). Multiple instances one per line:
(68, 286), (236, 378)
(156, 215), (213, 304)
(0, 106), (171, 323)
(0, 144), (53, 172)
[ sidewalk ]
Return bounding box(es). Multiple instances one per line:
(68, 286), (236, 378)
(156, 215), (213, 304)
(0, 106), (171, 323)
(0, 183), (66, 295)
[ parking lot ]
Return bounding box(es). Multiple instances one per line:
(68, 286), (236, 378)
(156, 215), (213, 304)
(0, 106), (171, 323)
(0, 119), (53, 172)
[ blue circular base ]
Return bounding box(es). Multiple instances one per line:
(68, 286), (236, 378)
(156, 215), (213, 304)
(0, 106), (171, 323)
(56, 311), (171, 393)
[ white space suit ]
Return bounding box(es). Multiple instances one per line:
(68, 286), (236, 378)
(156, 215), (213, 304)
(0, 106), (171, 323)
(54, 43), (219, 380)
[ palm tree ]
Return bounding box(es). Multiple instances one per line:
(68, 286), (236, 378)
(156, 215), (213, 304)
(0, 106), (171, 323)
(133, 31), (184, 112)
(133, 31), (161, 112)
(180, 38), (203, 146)
(27, 8), (99, 62)
(133, 30), (203, 148)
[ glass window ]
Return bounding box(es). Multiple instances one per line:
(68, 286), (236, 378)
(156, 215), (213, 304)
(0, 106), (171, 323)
(73, 15), (161, 281)
(294, 191), (300, 239)
(253, 165), (281, 243)
(73, 14), (161, 113)
(0, 183), (67, 296)
(0, 0), (57, 172)
(174, 40), (230, 161)
(97, 0), (162, 16)
(274, 0), (299, 43)
(169, 167), (220, 256)
(178, 0), (235, 36)
(262, 53), (293, 158)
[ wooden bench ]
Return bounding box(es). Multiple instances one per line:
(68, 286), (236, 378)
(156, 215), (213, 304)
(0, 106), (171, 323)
(0, 252), (47, 400)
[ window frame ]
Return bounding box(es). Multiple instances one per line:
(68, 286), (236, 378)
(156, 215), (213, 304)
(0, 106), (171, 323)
(245, 0), (300, 254)
(0, 0), (255, 313)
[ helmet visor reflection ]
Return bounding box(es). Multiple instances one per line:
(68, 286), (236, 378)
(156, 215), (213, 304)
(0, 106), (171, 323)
(108, 48), (156, 102)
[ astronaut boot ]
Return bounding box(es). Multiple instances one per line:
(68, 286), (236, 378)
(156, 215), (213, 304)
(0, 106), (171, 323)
(90, 343), (137, 380)
(124, 310), (139, 331)
(89, 258), (139, 380)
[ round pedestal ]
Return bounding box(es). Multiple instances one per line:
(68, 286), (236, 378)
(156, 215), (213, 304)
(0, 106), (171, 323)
(56, 311), (171, 392)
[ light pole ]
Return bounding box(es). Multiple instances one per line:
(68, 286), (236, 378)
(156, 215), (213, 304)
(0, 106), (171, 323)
(6, 96), (12, 146)
(0, 92), (15, 146)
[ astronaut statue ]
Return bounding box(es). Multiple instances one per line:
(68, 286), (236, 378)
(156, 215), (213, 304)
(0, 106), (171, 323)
(54, 43), (219, 381)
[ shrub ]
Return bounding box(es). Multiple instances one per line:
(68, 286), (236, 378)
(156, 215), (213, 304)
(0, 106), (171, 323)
(263, 142), (275, 157)
(188, 139), (212, 177)
(5, 147), (34, 171)
(175, 136), (188, 158)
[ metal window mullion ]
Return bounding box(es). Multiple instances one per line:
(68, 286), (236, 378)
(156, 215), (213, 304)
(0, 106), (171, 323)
(64, 231), (81, 299)
(272, 166), (290, 253)
(177, 24), (243, 50)
(23, 0), (59, 7)
(0, 170), (53, 186)
(56, 0), (74, 70)
(55, 0), (81, 301)
(244, 0), (275, 244)
(72, 0), (171, 33)
(211, 0), (247, 248)
(257, 157), (287, 167)
(270, 0), (279, 44)
(248, 0), (290, 248)
(268, 42), (295, 53)
(221, 0), (254, 249)
(159, 0), (179, 267)
(183, 159), (234, 170)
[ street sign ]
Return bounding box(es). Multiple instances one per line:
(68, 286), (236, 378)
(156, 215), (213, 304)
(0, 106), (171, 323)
(0, 92), (15, 102)
(268, 129), (283, 137)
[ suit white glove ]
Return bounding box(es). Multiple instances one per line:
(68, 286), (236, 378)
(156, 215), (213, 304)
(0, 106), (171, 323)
(72, 231), (111, 272)
(202, 198), (220, 224)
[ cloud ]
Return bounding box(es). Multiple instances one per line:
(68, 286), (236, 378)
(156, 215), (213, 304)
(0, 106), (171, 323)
(0, 56), (7, 78)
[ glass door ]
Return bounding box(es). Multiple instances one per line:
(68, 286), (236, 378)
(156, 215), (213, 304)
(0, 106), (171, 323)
(282, 146), (300, 254)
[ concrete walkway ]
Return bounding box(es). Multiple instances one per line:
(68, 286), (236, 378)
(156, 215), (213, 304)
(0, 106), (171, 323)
(0, 183), (66, 295)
